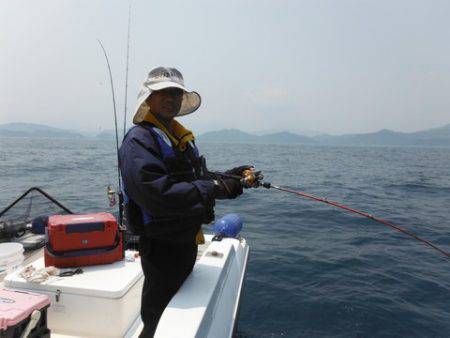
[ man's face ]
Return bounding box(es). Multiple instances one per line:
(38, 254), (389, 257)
(146, 88), (184, 120)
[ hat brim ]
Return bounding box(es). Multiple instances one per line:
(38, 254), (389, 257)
(147, 81), (187, 92)
(132, 84), (201, 124)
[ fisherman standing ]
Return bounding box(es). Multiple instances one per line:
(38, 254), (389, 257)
(119, 67), (251, 337)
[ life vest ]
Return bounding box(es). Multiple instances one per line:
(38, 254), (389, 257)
(122, 123), (213, 239)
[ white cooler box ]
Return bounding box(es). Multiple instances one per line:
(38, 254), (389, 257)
(4, 255), (143, 338)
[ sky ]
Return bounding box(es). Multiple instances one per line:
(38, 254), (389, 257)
(0, 0), (449, 135)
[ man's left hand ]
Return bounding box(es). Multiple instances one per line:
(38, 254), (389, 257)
(225, 165), (254, 177)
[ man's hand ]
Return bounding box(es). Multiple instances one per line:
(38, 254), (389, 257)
(225, 165), (254, 177)
(213, 178), (243, 199)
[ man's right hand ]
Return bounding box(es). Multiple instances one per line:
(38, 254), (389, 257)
(213, 178), (243, 199)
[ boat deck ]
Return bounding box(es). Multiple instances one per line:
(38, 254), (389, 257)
(1, 237), (211, 283)
(1, 235), (249, 338)
(197, 239), (211, 260)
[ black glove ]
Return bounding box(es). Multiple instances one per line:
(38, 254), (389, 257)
(213, 178), (243, 199)
(199, 156), (216, 179)
(225, 165), (254, 177)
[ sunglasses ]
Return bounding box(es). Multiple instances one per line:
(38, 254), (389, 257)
(159, 88), (184, 97)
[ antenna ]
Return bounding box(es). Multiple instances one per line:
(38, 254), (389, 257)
(97, 39), (123, 226)
(123, 4), (132, 139)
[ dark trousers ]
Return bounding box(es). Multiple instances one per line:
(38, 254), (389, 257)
(138, 237), (198, 338)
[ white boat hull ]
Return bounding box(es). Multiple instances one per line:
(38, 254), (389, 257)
(126, 236), (249, 338)
(156, 236), (248, 338)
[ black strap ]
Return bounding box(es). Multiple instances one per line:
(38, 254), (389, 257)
(59, 268), (83, 277)
(212, 233), (225, 242)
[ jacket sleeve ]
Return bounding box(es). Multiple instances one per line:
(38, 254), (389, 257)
(119, 131), (215, 218)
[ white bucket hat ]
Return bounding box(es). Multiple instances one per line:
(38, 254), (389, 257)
(133, 67), (201, 124)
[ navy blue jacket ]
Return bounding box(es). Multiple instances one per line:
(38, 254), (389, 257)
(119, 122), (215, 242)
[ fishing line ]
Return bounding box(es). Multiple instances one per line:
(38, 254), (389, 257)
(260, 182), (449, 258)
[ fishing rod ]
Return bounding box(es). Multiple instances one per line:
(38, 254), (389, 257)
(97, 39), (124, 228)
(263, 183), (449, 258)
(217, 169), (449, 258)
(123, 3), (132, 139)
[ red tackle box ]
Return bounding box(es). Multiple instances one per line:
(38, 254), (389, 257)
(44, 212), (124, 268)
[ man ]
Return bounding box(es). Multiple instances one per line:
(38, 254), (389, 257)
(119, 67), (250, 337)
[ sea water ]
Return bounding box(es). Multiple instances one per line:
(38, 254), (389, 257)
(1, 138), (449, 337)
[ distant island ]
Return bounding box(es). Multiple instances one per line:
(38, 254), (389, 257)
(198, 125), (450, 147)
(0, 123), (108, 140)
(0, 123), (84, 139)
(1, 122), (449, 147)
(197, 129), (315, 144)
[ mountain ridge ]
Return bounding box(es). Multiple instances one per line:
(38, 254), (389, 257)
(1, 122), (449, 146)
(198, 124), (450, 146)
(0, 122), (84, 139)
(312, 124), (450, 146)
(197, 129), (315, 144)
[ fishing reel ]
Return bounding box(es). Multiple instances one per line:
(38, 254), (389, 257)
(106, 185), (117, 207)
(240, 168), (264, 188)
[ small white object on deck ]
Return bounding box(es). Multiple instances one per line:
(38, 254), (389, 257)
(0, 243), (24, 275)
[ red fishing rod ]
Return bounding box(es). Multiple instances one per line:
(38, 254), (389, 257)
(222, 169), (449, 258)
(261, 181), (449, 258)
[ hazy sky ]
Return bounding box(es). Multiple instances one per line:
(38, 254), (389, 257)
(1, 0), (449, 134)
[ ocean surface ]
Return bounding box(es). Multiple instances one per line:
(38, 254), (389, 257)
(1, 138), (449, 337)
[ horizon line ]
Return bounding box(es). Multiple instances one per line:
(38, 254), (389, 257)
(0, 120), (449, 137)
